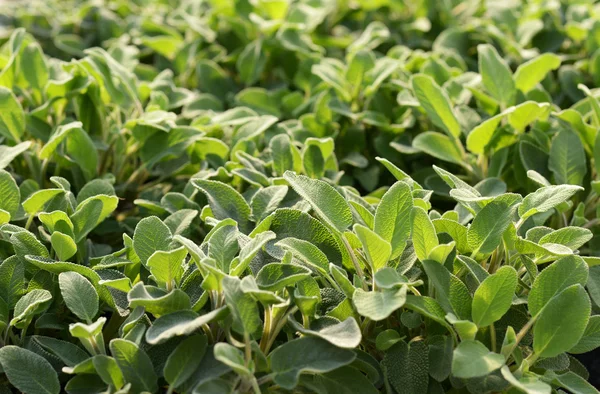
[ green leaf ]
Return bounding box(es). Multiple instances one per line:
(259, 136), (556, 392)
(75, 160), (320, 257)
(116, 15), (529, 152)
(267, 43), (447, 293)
(538, 227), (592, 250)
(533, 284), (591, 358)
(410, 206), (439, 261)
(0, 170), (20, 217)
(467, 193), (521, 256)
(92, 355), (124, 390)
(237, 40), (266, 85)
(376, 329), (403, 351)
(0, 346), (59, 394)
(140, 35), (182, 59)
(528, 255), (588, 317)
(303, 143), (325, 178)
(251, 208), (343, 268)
(0, 141), (31, 170)
(428, 335), (454, 382)
(353, 286), (407, 321)
(519, 185), (583, 220)
(0, 256), (24, 308)
(0, 209), (9, 225)
(21, 42), (48, 99)
(71, 195), (119, 242)
(422, 260), (472, 320)
(214, 342), (252, 376)
(446, 313), (478, 341)
(269, 336), (356, 390)
(192, 179), (253, 233)
(310, 366), (379, 394)
(452, 340), (505, 379)
(164, 335), (208, 389)
(145, 307), (229, 345)
(553, 371), (600, 394)
(147, 246), (187, 290)
(514, 53), (561, 93)
(39, 122), (98, 179)
(133, 216), (173, 266)
(433, 219), (470, 254)
(548, 129), (587, 186)
(374, 267), (412, 289)
(478, 44), (516, 107)
(164, 209), (198, 236)
(10, 289), (52, 328)
(283, 171), (353, 233)
(109, 339), (158, 394)
(24, 256), (116, 310)
(569, 315), (600, 354)
(411, 74), (461, 137)
(382, 340), (429, 394)
(255, 263), (311, 292)
(69, 317), (105, 339)
(466, 112), (504, 155)
(276, 237), (329, 274)
(347, 50), (376, 98)
(376, 157), (414, 184)
(413, 131), (463, 165)
(0, 87), (26, 142)
(232, 231), (276, 276)
(222, 276), (262, 338)
(373, 181), (413, 259)
(22, 188), (64, 216)
(507, 101), (551, 132)
(270, 134), (295, 177)
(59, 271), (98, 323)
(471, 266), (518, 327)
(288, 317), (362, 348)
(404, 295), (452, 330)
(251, 185), (288, 222)
(127, 283), (191, 317)
(466, 101), (551, 154)
(500, 366), (551, 394)
(11, 231), (49, 258)
(32, 336), (88, 367)
(51, 231), (77, 261)
(354, 224), (391, 273)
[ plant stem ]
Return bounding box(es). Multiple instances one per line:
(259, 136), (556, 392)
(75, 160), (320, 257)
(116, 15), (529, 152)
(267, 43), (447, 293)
(259, 307), (272, 353)
(490, 324), (497, 352)
(202, 324), (215, 343)
(244, 333), (252, 363)
(24, 214), (35, 231)
(257, 374), (274, 386)
(341, 236), (369, 291)
(250, 377), (262, 394)
(264, 306), (298, 354)
(504, 316), (537, 358)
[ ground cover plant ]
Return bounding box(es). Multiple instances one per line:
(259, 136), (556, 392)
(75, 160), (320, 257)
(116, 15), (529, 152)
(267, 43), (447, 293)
(2, 0), (600, 393)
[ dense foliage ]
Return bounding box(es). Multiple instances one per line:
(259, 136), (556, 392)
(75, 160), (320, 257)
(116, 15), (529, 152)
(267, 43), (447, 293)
(1, 0), (600, 393)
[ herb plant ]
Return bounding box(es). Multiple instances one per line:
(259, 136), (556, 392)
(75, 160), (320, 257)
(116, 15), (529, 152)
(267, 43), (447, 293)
(0, 0), (600, 393)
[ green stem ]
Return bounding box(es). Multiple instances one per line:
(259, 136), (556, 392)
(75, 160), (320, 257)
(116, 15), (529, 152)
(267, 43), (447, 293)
(259, 307), (272, 353)
(202, 324), (215, 343)
(525, 351), (539, 366)
(24, 214), (35, 231)
(322, 272), (341, 291)
(244, 332), (253, 368)
(256, 374), (274, 386)
(490, 324), (497, 353)
(504, 316), (537, 358)
(341, 236), (368, 291)
(250, 377), (262, 394)
(264, 306), (298, 354)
